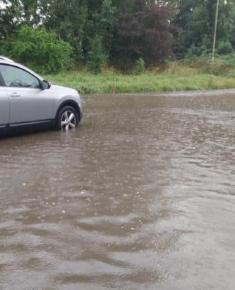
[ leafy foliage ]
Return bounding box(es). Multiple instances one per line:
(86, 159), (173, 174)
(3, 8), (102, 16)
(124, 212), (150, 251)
(112, 3), (174, 67)
(217, 41), (233, 55)
(134, 58), (145, 74)
(0, 26), (72, 73)
(88, 35), (108, 73)
(171, 0), (235, 57)
(1, 0), (235, 71)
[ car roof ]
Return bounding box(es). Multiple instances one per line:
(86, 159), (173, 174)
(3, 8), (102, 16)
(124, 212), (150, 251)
(0, 57), (43, 81)
(0, 56), (15, 62)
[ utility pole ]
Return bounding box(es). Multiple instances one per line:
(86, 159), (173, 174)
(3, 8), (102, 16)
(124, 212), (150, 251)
(212, 0), (220, 61)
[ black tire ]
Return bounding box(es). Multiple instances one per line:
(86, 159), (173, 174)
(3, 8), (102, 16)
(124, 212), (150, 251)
(56, 105), (79, 131)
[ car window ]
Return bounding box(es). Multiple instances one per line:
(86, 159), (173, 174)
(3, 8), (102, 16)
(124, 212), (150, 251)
(0, 71), (5, 87)
(0, 64), (40, 89)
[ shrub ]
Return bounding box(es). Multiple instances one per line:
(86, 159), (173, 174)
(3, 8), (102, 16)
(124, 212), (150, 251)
(217, 41), (233, 55)
(0, 26), (73, 73)
(134, 58), (145, 74)
(182, 54), (235, 76)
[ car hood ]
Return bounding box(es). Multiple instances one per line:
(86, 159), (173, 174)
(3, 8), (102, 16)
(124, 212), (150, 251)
(50, 84), (79, 96)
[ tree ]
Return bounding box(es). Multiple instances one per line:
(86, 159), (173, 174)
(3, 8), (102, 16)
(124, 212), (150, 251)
(0, 25), (72, 73)
(88, 35), (108, 73)
(42, 0), (114, 63)
(171, 0), (235, 57)
(2, 0), (235, 69)
(111, 2), (174, 67)
(42, 0), (88, 62)
(0, 0), (21, 39)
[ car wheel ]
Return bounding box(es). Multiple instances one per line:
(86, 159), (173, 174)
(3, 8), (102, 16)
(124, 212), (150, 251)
(56, 106), (79, 131)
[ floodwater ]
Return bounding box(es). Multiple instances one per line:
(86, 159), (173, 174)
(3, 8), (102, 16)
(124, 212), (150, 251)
(0, 93), (234, 290)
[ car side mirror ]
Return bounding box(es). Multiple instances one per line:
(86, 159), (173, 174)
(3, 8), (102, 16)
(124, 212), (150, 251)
(41, 80), (51, 90)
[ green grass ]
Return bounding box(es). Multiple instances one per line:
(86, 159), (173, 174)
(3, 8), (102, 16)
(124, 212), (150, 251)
(44, 62), (235, 95)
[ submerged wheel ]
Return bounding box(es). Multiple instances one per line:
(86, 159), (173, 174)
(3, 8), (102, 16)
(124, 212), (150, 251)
(56, 105), (79, 131)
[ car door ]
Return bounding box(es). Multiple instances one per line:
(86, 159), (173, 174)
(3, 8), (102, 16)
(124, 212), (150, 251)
(0, 71), (9, 128)
(0, 64), (55, 126)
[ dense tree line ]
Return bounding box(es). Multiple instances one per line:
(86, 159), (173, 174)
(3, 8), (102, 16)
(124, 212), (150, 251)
(0, 0), (235, 72)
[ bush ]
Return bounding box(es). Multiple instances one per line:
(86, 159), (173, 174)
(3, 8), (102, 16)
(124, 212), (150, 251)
(134, 58), (145, 74)
(217, 41), (233, 55)
(182, 54), (235, 76)
(0, 26), (73, 73)
(88, 35), (108, 74)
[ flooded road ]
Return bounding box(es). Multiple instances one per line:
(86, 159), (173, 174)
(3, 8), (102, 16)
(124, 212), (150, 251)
(0, 93), (235, 290)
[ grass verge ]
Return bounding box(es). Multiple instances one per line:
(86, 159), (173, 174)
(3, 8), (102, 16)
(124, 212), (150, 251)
(44, 62), (235, 95)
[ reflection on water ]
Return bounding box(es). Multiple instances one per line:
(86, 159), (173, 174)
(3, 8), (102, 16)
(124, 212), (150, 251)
(0, 93), (234, 290)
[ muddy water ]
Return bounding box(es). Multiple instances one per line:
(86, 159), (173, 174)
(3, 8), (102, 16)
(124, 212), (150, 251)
(0, 93), (235, 290)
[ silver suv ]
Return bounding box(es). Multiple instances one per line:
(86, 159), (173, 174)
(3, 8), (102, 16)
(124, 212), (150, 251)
(0, 57), (82, 134)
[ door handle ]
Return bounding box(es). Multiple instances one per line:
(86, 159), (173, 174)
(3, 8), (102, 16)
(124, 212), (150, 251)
(11, 92), (21, 98)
